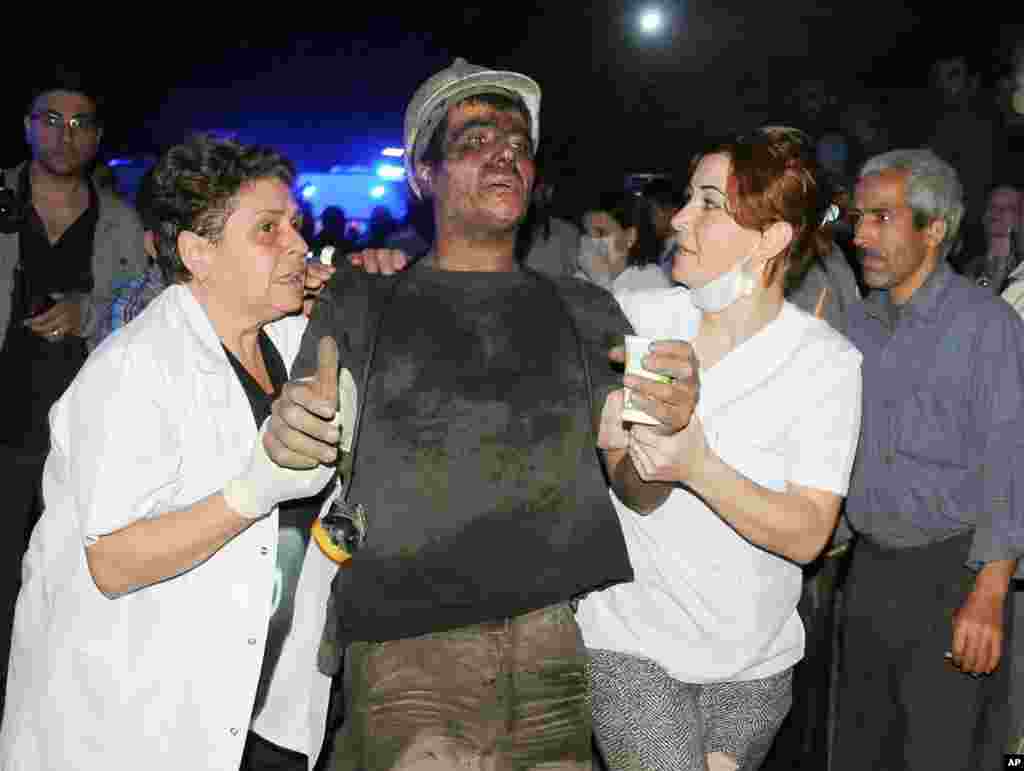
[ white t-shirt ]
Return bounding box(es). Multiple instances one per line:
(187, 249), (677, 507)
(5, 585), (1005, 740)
(577, 286), (862, 684)
(1002, 262), (1024, 318)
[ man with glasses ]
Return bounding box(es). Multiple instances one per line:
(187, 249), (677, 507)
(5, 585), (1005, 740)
(832, 149), (1024, 770)
(0, 71), (145, 722)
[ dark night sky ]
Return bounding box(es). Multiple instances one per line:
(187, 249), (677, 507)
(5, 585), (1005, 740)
(2, 4), (1018, 199)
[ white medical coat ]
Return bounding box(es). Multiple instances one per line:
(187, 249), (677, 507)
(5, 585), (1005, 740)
(0, 284), (333, 770)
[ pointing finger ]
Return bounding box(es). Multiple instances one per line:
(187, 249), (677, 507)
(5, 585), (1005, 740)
(314, 336), (339, 411)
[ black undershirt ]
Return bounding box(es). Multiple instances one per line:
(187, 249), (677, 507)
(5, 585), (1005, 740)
(222, 329), (326, 742)
(14, 162), (97, 320)
(221, 330), (288, 428)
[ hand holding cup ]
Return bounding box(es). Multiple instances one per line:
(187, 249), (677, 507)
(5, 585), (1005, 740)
(614, 336), (700, 435)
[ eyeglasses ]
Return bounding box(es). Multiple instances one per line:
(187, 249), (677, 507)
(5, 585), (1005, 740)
(30, 110), (100, 134)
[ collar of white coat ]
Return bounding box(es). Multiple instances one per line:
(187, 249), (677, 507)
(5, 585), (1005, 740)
(165, 283), (238, 375)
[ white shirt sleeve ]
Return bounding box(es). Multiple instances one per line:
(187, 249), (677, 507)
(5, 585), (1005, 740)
(53, 344), (185, 544)
(782, 344), (863, 496)
(1002, 277), (1024, 319)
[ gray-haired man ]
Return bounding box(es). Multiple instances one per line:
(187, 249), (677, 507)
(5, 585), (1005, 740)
(833, 149), (1024, 770)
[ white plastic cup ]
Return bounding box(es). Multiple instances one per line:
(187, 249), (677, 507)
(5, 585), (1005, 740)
(622, 335), (671, 425)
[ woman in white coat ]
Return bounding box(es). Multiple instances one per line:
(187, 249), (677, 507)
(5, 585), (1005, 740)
(0, 135), (340, 771)
(578, 127), (864, 771)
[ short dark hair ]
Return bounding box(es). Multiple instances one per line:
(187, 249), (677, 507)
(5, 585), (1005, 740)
(149, 134), (296, 284)
(585, 192), (662, 268)
(642, 178), (683, 210)
(985, 181), (1023, 199)
(418, 91), (532, 169)
(27, 68), (105, 122)
(321, 205), (346, 232)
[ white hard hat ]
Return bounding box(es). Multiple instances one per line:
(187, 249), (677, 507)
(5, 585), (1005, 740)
(403, 57), (541, 198)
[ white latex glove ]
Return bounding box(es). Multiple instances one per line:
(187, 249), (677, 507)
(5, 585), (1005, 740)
(223, 418), (337, 519)
(223, 337), (357, 519)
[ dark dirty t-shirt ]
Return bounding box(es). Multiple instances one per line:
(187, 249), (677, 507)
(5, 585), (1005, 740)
(294, 258), (635, 644)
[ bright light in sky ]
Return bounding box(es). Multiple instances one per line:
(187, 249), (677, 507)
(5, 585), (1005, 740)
(639, 7), (664, 34)
(381, 147), (405, 158)
(370, 185), (388, 199)
(300, 184), (317, 200)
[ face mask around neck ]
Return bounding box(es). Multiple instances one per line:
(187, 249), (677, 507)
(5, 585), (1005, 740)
(689, 253), (761, 312)
(578, 235), (617, 286)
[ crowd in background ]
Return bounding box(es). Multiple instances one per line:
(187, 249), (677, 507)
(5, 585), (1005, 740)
(3, 43), (1024, 771)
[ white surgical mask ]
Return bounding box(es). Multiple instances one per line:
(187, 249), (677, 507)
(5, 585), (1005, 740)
(577, 235), (616, 287)
(689, 253), (760, 312)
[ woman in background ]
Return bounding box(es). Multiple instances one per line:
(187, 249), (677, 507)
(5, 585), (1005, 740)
(576, 192), (673, 292)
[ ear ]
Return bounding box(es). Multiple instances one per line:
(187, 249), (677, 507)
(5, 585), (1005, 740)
(177, 231), (213, 282)
(415, 161), (434, 197)
(924, 217), (948, 254)
(758, 221), (795, 264)
(143, 231), (157, 260)
(623, 226), (638, 252)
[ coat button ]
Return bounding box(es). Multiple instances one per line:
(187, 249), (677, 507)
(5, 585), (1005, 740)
(248, 637), (258, 645)
(230, 728), (239, 736)
(260, 546), (269, 556)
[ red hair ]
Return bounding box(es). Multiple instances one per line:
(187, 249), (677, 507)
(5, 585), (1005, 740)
(696, 126), (834, 291)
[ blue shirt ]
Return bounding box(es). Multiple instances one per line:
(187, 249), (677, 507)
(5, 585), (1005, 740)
(845, 261), (1024, 574)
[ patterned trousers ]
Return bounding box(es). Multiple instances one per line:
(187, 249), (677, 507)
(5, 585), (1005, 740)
(589, 649), (792, 771)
